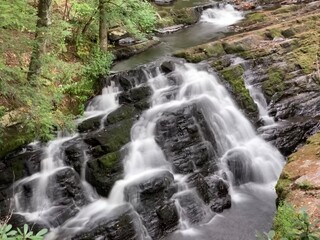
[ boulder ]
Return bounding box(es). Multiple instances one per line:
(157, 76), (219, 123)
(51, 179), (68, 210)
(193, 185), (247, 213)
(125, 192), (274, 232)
(124, 170), (179, 239)
(85, 151), (123, 197)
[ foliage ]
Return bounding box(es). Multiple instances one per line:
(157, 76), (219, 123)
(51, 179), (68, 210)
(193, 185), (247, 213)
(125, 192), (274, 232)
(0, 223), (48, 240)
(71, 0), (156, 39)
(0, 0), (36, 30)
(257, 203), (320, 240)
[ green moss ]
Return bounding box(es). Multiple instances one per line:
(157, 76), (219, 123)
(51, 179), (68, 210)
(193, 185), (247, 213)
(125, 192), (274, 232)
(262, 67), (285, 98)
(243, 12), (267, 26)
(106, 105), (137, 125)
(0, 126), (35, 159)
(297, 180), (313, 190)
(98, 151), (120, 169)
(220, 65), (257, 113)
(275, 178), (292, 203)
(174, 42), (225, 63)
(103, 118), (133, 153)
(171, 8), (198, 25)
(222, 42), (246, 54)
(265, 28), (283, 40)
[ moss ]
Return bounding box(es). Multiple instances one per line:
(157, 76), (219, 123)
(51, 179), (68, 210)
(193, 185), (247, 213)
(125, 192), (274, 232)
(220, 65), (257, 113)
(265, 28), (283, 40)
(243, 12), (267, 26)
(0, 125), (35, 159)
(296, 180), (313, 190)
(262, 67), (285, 98)
(281, 28), (295, 38)
(275, 178), (292, 203)
(222, 42), (246, 54)
(174, 42), (225, 63)
(98, 151), (120, 169)
(106, 105), (137, 125)
(306, 133), (320, 145)
(103, 118), (133, 153)
(156, 7), (198, 28)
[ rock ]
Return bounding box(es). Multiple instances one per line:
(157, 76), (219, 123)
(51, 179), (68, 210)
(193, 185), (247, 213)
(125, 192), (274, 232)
(77, 114), (104, 133)
(174, 190), (208, 224)
(108, 28), (128, 42)
(154, 0), (174, 5)
(118, 37), (136, 46)
(259, 118), (320, 156)
(65, 204), (144, 240)
(156, 24), (184, 34)
(187, 173), (231, 213)
(14, 168), (88, 227)
(225, 148), (254, 185)
(63, 137), (87, 175)
(114, 39), (160, 61)
(105, 104), (138, 125)
(0, 147), (42, 189)
(118, 85), (152, 105)
(124, 170), (179, 239)
(85, 151), (122, 197)
(160, 61), (176, 74)
(9, 213), (49, 233)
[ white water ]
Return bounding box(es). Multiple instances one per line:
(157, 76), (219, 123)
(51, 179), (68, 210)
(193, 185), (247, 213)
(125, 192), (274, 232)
(13, 83), (119, 225)
(200, 4), (244, 26)
(13, 62), (284, 239)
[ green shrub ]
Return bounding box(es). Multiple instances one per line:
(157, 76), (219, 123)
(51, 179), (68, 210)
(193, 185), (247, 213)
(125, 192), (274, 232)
(0, 223), (48, 240)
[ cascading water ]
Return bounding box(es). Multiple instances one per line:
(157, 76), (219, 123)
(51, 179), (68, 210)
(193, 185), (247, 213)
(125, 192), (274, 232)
(11, 60), (284, 240)
(200, 4), (244, 26)
(12, 83), (119, 227)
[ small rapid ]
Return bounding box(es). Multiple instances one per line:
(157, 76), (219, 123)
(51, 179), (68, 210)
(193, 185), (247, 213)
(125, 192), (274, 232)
(200, 4), (244, 26)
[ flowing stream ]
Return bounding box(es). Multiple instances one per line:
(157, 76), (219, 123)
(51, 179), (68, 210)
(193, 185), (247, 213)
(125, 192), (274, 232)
(112, 4), (243, 72)
(10, 4), (284, 240)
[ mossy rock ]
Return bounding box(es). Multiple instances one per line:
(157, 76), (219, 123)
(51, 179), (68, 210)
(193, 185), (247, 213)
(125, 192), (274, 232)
(85, 117), (134, 155)
(106, 105), (138, 125)
(86, 151), (123, 196)
(262, 67), (285, 99)
(220, 65), (258, 117)
(275, 178), (292, 204)
(0, 125), (35, 159)
(265, 28), (283, 40)
(174, 42), (225, 63)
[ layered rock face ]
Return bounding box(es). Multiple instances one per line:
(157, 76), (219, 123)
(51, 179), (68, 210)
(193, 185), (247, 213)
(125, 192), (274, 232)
(0, 60), (233, 239)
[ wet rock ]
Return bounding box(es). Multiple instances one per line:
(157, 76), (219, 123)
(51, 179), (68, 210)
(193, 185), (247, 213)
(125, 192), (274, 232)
(160, 61), (176, 74)
(225, 149), (254, 185)
(259, 118), (320, 156)
(0, 148), (43, 189)
(174, 190), (208, 224)
(9, 213), (49, 233)
(187, 173), (231, 213)
(119, 85), (152, 105)
(63, 137), (87, 174)
(86, 151), (122, 197)
(156, 104), (218, 174)
(77, 114), (104, 133)
(70, 204), (143, 240)
(124, 170), (179, 239)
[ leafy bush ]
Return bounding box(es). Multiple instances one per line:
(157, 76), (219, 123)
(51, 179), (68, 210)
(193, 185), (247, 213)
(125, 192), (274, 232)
(0, 224), (48, 240)
(257, 203), (320, 240)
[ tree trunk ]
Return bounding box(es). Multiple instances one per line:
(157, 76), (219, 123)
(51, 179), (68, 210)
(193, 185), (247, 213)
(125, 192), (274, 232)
(99, 0), (108, 51)
(27, 0), (52, 83)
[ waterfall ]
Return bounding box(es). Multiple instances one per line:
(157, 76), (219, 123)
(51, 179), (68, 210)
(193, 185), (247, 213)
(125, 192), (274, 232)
(200, 4), (244, 26)
(11, 61), (284, 240)
(12, 83), (119, 226)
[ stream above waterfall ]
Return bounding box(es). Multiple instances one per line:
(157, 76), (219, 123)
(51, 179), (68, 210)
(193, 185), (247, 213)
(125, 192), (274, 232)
(112, 4), (243, 72)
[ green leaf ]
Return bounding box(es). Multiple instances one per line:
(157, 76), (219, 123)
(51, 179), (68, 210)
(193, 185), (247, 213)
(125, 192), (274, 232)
(35, 228), (48, 236)
(4, 224), (12, 233)
(23, 224), (29, 235)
